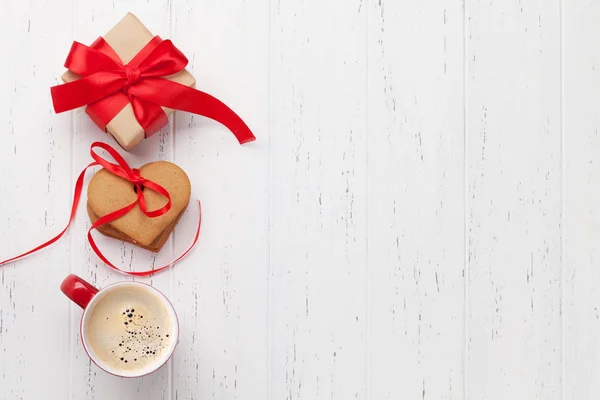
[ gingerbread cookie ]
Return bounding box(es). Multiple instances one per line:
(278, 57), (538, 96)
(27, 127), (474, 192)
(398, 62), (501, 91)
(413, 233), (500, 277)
(87, 161), (191, 252)
(87, 203), (186, 252)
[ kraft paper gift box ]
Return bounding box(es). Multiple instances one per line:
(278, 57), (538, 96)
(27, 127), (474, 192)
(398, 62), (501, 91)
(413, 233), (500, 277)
(61, 13), (196, 151)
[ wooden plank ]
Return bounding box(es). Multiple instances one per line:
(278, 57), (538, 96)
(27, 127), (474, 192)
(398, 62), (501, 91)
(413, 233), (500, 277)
(68, 3), (175, 399)
(269, 1), (368, 398)
(465, 1), (562, 398)
(563, 2), (600, 399)
(170, 1), (270, 399)
(367, 1), (465, 398)
(0, 0), (74, 398)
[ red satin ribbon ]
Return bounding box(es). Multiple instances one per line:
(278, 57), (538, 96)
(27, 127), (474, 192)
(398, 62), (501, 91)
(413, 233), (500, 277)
(51, 36), (256, 143)
(0, 142), (201, 277)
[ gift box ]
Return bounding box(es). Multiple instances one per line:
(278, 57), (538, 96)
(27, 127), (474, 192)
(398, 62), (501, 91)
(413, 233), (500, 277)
(51, 13), (255, 151)
(61, 13), (195, 150)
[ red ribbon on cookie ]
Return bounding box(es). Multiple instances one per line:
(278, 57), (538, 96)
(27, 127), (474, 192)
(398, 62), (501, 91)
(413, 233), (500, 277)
(51, 36), (255, 143)
(0, 142), (201, 277)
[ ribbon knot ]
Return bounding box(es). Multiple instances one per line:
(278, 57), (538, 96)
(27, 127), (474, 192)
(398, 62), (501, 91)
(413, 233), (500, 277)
(123, 65), (141, 86)
(50, 36), (256, 144)
(90, 143), (172, 218)
(129, 167), (144, 185)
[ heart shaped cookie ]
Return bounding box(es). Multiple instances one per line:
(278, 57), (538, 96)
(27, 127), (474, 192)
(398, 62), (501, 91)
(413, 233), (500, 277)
(87, 161), (191, 252)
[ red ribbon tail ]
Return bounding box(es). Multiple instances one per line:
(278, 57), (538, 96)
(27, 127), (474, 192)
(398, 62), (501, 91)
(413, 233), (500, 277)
(174, 87), (257, 144)
(0, 162), (98, 267)
(130, 79), (256, 144)
(87, 200), (202, 277)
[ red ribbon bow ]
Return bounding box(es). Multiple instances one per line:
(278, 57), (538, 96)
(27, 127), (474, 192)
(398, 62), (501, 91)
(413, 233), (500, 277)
(51, 36), (256, 143)
(0, 142), (201, 277)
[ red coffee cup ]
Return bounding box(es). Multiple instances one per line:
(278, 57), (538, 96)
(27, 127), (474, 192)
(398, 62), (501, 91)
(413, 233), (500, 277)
(61, 274), (179, 378)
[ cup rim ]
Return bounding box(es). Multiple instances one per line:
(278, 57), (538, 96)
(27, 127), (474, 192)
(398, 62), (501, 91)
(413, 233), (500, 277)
(79, 280), (179, 378)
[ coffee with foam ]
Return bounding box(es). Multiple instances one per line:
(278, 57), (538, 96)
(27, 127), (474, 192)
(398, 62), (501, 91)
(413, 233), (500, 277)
(84, 284), (176, 375)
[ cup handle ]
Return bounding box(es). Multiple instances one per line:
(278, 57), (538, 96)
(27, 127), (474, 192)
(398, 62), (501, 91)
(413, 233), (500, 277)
(60, 274), (99, 309)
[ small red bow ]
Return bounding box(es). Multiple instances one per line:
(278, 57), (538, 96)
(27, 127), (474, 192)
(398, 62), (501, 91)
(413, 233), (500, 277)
(0, 142), (201, 277)
(51, 36), (256, 143)
(92, 142), (172, 219)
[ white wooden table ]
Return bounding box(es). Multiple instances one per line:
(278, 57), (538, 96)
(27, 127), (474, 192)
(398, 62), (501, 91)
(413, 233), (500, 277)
(0, 0), (596, 399)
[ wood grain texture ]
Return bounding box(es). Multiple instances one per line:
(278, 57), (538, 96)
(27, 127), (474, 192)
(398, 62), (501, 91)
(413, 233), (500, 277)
(0, 0), (74, 398)
(270, 1), (368, 399)
(465, 1), (562, 398)
(563, 2), (600, 399)
(367, 1), (465, 399)
(170, 1), (270, 399)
